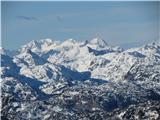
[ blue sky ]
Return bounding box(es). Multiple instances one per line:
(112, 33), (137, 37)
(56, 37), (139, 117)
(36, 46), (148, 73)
(2, 1), (160, 50)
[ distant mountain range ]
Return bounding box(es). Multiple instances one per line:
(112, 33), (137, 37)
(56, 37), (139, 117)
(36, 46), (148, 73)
(1, 38), (160, 120)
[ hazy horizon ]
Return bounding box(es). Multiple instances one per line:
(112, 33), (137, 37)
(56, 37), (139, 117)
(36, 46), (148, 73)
(2, 1), (160, 50)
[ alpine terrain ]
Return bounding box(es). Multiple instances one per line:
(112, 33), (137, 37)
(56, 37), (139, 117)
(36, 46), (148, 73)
(1, 38), (160, 120)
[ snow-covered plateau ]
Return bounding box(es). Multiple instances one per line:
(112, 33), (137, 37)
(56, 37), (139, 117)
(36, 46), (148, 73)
(1, 38), (160, 120)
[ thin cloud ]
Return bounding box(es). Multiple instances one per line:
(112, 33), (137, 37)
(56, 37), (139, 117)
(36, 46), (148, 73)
(56, 15), (63, 22)
(16, 16), (39, 21)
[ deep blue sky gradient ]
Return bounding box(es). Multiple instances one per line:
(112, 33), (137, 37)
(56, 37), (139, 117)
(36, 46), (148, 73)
(2, 1), (160, 50)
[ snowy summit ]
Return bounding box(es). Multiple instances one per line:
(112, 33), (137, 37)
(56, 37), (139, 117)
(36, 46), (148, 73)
(1, 38), (160, 120)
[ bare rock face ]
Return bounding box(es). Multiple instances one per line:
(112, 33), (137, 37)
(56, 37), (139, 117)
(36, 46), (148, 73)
(107, 100), (160, 120)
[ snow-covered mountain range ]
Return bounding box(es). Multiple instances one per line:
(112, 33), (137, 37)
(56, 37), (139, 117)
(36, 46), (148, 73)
(1, 38), (160, 120)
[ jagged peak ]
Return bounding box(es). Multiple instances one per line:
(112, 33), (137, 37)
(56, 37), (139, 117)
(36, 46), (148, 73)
(89, 37), (108, 47)
(19, 38), (61, 53)
(143, 42), (160, 49)
(24, 38), (53, 47)
(59, 38), (79, 48)
(65, 38), (76, 42)
(63, 38), (77, 44)
(17, 48), (48, 66)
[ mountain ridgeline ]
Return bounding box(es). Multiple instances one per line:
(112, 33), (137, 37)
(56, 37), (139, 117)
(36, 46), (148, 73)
(1, 38), (160, 120)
